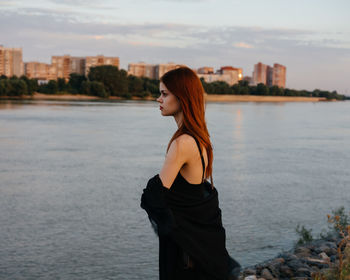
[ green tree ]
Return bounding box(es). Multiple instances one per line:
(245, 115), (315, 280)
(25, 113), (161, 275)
(128, 75), (144, 94)
(68, 73), (86, 94)
(90, 81), (108, 98)
(20, 75), (38, 95)
(9, 79), (28, 96)
(88, 65), (128, 96)
(57, 78), (67, 92)
(46, 80), (58, 94)
(256, 83), (269, 95)
(0, 79), (11, 96)
(81, 81), (108, 98)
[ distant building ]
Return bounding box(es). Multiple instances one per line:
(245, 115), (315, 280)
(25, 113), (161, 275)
(252, 62), (268, 85)
(25, 62), (55, 80)
(85, 55), (120, 76)
(272, 63), (286, 88)
(197, 67), (214, 74)
(155, 63), (179, 79)
(197, 65), (243, 86)
(0, 45), (24, 77)
(219, 66), (243, 85)
(128, 62), (180, 80)
(252, 62), (286, 88)
(70, 57), (85, 76)
(51, 55), (72, 80)
(128, 62), (157, 79)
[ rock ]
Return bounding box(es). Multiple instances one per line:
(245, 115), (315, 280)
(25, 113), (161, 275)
(315, 245), (331, 254)
(295, 247), (311, 258)
(319, 252), (330, 262)
(278, 253), (297, 262)
(307, 257), (328, 264)
(266, 263), (280, 278)
(279, 265), (294, 278)
(243, 268), (256, 276)
(286, 259), (304, 271)
(260, 268), (274, 280)
(325, 247), (338, 256)
(244, 276), (257, 280)
(324, 241), (337, 249)
(296, 267), (311, 277)
(306, 257), (329, 269)
(257, 278), (266, 280)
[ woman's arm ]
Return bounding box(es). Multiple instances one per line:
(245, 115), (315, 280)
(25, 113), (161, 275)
(159, 134), (192, 189)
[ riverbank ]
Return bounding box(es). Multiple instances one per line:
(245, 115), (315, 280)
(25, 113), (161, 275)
(0, 92), (332, 102)
(239, 235), (343, 280)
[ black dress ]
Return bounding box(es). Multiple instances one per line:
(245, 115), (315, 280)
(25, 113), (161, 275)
(140, 136), (241, 280)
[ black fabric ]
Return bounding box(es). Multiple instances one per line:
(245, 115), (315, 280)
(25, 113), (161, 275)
(192, 136), (205, 183)
(140, 174), (241, 280)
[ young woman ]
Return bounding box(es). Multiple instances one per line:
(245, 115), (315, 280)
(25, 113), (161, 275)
(140, 66), (241, 280)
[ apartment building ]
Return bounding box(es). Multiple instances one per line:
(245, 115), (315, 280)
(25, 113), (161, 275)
(85, 55), (120, 76)
(0, 45), (24, 77)
(252, 62), (286, 88)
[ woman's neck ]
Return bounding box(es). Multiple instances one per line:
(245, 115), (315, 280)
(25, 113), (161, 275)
(174, 111), (184, 128)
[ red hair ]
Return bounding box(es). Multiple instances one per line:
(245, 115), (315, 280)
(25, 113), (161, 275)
(160, 66), (214, 188)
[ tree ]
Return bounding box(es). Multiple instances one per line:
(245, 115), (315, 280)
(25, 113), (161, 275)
(128, 75), (144, 93)
(0, 79), (10, 96)
(57, 78), (67, 92)
(81, 81), (108, 98)
(20, 75), (38, 95)
(88, 65), (128, 96)
(46, 80), (58, 94)
(256, 83), (269, 95)
(9, 79), (28, 96)
(68, 73), (86, 94)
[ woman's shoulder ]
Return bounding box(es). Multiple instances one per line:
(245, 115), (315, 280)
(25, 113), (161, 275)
(173, 134), (198, 150)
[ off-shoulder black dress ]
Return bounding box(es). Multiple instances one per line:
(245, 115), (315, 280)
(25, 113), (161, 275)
(140, 136), (241, 280)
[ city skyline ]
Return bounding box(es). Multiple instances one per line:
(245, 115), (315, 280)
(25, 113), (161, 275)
(0, 0), (349, 94)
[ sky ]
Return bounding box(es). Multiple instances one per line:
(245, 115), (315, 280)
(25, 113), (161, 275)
(1, 0), (349, 94)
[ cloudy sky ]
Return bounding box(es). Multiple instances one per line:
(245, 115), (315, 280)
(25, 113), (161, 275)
(1, 0), (349, 94)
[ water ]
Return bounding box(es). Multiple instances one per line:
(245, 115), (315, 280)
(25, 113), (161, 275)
(0, 100), (349, 279)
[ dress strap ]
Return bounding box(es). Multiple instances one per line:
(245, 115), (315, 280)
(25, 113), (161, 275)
(193, 136), (205, 183)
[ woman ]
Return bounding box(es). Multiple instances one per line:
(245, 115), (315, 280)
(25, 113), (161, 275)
(140, 66), (241, 280)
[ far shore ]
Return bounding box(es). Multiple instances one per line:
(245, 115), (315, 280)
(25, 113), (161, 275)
(0, 92), (334, 102)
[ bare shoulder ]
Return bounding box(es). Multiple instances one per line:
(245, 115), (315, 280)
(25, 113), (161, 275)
(173, 134), (197, 154)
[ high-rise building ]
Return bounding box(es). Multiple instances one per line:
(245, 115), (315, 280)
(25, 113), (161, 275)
(272, 63), (286, 88)
(0, 45), (24, 77)
(25, 62), (55, 80)
(85, 55), (120, 76)
(70, 57), (85, 76)
(252, 62), (286, 88)
(252, 62), (268, 85)
(155, 63), (179, 79)
(51, 55), (72, 80)
(128, 62), (157, 79)
(266, 66), (273, 87)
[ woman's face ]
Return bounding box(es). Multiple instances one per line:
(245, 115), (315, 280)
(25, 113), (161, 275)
(157, 82), (182, 116)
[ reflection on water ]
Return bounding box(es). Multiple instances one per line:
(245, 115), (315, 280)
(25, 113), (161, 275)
(0, 100), (349, 279)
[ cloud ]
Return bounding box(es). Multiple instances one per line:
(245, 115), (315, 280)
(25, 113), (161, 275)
(0, 8), (349, 93)
(233, 42), (254, 49)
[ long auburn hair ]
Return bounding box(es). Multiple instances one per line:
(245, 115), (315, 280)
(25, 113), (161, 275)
(160, 66), (214, 188)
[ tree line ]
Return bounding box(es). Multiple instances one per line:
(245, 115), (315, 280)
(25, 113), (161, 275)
(0, 66), (347, 100)
(201, 79), (347, 100)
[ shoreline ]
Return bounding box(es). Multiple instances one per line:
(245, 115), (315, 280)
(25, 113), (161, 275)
(239, 235), (343, 280)
(0, 92), (335, 103)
